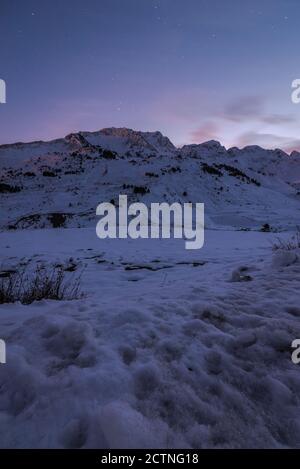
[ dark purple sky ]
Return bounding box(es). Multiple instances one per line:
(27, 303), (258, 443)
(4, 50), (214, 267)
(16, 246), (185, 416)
(1, 0), (300, 150)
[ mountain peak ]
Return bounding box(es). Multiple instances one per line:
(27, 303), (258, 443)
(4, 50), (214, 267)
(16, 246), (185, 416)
(74, 127), (176, 154)
(180, 140), (226, 157)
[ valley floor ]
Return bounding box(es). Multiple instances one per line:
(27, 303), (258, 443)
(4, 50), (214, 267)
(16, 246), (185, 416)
(0, 228), (300, 448)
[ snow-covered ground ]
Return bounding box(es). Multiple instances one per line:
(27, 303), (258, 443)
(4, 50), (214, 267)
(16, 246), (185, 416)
(1, 227), (300, 448)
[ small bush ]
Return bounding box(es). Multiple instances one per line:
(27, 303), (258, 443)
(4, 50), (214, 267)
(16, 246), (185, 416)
(0, 266), (82, 305)
(0, 183), (22, 193)
(102, 149), (117, 159)
(168, 166), (181, 173)
(272, 230), (300, 251)
(48, 213), (67, 228)
(133, 186), (150, 195)
(261, 223), (271, 232)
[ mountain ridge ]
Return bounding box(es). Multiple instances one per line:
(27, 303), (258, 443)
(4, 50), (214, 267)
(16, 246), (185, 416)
(0, 127), (300, 232)
(1, 126), (300, 157)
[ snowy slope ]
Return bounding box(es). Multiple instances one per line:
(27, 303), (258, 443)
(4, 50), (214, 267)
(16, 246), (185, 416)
(0, 128), (300, 232)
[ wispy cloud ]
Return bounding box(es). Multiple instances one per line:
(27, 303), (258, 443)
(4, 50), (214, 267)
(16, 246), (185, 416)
(236, 131), (300, 153)
(190, 122), (220, 143)
(261, 114), (296, 125)
(223, 96), (264, 122)
(222, 95), (296, 126)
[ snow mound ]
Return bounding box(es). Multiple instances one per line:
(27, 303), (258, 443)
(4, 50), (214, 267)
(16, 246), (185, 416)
(271, 250), (298, 268)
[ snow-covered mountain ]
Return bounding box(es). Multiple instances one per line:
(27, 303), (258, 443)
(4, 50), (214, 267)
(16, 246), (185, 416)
(1, 127), (300, 231)
(1, 128), (300, 449)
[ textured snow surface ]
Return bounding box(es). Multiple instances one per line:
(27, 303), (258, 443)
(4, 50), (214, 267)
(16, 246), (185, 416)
(1, 229), (300, 448)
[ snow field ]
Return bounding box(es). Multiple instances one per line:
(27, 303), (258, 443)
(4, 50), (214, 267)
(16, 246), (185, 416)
(0, 229), (300, 448)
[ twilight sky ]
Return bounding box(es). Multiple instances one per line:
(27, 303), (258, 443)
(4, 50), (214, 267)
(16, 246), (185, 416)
(1, 0), (300, 151)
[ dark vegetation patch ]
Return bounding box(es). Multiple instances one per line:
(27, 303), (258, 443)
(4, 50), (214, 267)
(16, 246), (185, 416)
(102, 149), (117, 160)
(122, 184), (150, 194)
(201, 162), (260, 186)
(0, 265), (82, 304)
(215, 164), (261, 186)
(0, 183), (22, 193)
(271, 229), (300, 250)
(8, 212), (71, 230)
(124, 260), (206, 271)
(133, 185), (150, 195)
(260, 223), (271, 232)
(64, 170), (84, 175)
(42, 171), (57, 177)
(161, 166), (182, 175)
(48, 213), (67, 228)
(201, 163), (223, 177)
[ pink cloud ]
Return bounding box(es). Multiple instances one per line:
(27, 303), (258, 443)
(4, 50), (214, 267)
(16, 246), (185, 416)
(236, 131), (300, 153)
(190, 122), (220, 143)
